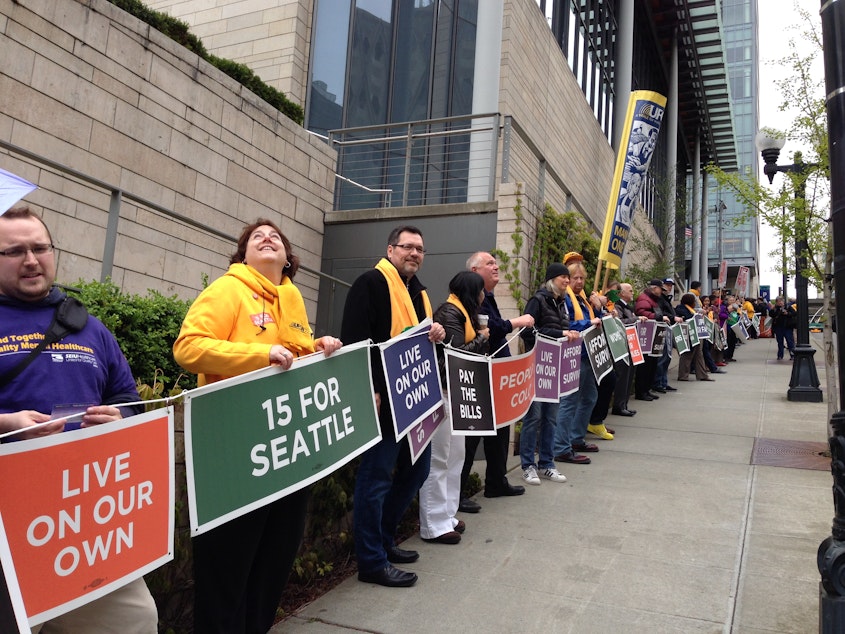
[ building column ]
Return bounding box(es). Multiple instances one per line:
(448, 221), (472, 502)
(664, 33), (679, 272)
(468, 0), (504, 202)
(613, 0), (634, 150)
(700, 171), (710, 291)
(691, 135), (701, 283)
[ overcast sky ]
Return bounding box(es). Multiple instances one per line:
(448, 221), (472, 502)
(755, 0), (825, 298)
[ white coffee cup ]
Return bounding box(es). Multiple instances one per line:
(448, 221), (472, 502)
(478, 314), (489, 327)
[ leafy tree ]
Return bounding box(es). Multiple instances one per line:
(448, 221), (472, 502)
(705, 5), (836, 411)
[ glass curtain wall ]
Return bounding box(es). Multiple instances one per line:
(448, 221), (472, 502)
(307, 0), (478, 210)
(707, 0), (758, 283)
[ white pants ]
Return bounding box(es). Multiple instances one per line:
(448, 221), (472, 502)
(418, 408), (465, 539)
(32, 577), (157, 634)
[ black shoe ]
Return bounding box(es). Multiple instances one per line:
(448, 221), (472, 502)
(572, 442), (600, 453)
(647, 391), (661, 399)
(664, 385), (678, 391)
(554, 452), (591, 464)
(386, 545), (419, 564)
(635, 394), (654, 401)
(652, 386), (667, 393)
(358, 565), (418, 587)
(458, 497), (482, 513)
(484, 483), (525, 498)
(611, 408), (636, 417)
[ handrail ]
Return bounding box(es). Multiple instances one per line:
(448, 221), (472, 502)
(0, 139), (350, 287)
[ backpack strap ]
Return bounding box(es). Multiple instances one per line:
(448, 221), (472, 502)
(0, 297), (88, 387)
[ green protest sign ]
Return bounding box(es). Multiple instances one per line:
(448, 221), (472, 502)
(601, 316), (630, 363)
(184, 341), (380, 534)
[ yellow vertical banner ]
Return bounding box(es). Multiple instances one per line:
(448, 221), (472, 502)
(598, 90), (668, 268)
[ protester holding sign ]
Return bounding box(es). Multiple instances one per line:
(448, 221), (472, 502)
(173, 218), (342, 633)
(0, 206), (157, 632)
(633, 280), (668, 401)
(520, 264), (578, 483)
(555, 258), (606, 463)
(674, 294), (713, 382)
(611, 282), (644, 416)
(341, 226), (445, 589)
(460, 252), (533, 510)
(419, 271), (489, 544)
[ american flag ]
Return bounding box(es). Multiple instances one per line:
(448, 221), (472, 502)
(684, 225), (692, 237)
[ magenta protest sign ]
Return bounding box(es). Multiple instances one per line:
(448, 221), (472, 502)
(533, 336), (560, 403)
(558, 338), (581, 397)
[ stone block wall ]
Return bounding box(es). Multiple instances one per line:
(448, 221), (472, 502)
(0, 0), (334, 318)
(148, 0), (312, 107)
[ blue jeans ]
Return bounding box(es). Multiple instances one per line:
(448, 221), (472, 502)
(520, 400), (557, 470)
(774, 327), (795, 359)
(353, 433), (431, 573)
(555, 360), (599, 454)
(654, 334), (673, 388)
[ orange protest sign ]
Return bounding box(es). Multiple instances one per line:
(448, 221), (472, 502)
(0, 409), (173, 626)
(625, 325), (645, 365)
(491, 349), (535, 427)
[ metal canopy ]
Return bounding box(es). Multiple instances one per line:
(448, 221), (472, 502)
(649, 0), (739, 172)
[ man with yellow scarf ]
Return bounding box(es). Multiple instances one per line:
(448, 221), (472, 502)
(342, 226), (446, 588)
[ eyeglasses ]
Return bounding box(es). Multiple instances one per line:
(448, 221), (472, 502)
(0, 244), (55, 259)
(391, 243), (426, 254)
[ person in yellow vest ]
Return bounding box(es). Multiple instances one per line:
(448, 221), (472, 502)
(174, 218), (343, 633)
(341, 226), (445, 588)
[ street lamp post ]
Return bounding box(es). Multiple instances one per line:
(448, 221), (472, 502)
(754, 132), (823, 402)
(817, 0), (845, 630)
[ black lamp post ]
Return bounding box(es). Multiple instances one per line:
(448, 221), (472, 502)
(817, 0), (845, 629)
(754, 132), (823, 402)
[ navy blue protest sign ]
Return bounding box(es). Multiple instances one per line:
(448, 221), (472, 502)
(444, 348), (495, 435)
(582, 325), (614, 383)
(379, 320), (443, 440)
(694, 313), (711, 340)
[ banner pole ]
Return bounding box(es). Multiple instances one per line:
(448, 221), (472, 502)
(594, 259), (604, 293)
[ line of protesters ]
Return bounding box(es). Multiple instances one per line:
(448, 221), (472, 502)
(3, 207), (782, 631)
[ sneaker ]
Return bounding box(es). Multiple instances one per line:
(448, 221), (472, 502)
(522, 466), (541, 485)
(587, 423), (614, 440)
(540, 467), (567, 483)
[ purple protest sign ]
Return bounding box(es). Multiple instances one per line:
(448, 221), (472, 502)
(379, 320), (443, 440)
(407, 405), (446, 464)
(558, 338), (581, 397)
(636, 319), (656, 354)
(533, 336), (561, 403)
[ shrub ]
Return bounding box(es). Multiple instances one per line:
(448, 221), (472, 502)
(106, 0), (304, 124)
(66, 279), (195, 393)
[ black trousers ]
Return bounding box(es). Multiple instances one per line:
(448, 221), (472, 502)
(193, 488), (310, 634)
(461, 426), (511, 491)
(635, 355), (658, 398)
(612, 358), (634, 410)
(590, 370), (616, 423)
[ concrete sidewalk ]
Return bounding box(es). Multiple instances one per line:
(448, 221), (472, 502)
(273, 336), (833, 633)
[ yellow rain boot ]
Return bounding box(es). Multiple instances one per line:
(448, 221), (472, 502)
(587, 423), (614, 440)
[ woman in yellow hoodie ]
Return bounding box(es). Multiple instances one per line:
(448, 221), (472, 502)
(174, 218), (341, 634)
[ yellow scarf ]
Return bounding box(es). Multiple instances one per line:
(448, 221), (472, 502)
(446, 294), (476, 344)
(276, 277), (315, 356)
(375, 258), (433, 337)
(566, 286), (595, 321)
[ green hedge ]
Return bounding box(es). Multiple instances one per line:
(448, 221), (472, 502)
(107, 0), (304, 124)
(67, 279), (195, 394)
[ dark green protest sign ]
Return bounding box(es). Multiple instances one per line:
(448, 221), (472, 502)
(184, 341), (380, 534)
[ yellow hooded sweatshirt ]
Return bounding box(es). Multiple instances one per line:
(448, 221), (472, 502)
(174, 263), (315, 386)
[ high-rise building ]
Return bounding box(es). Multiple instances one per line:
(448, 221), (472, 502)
(149, 0), (751, 328)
